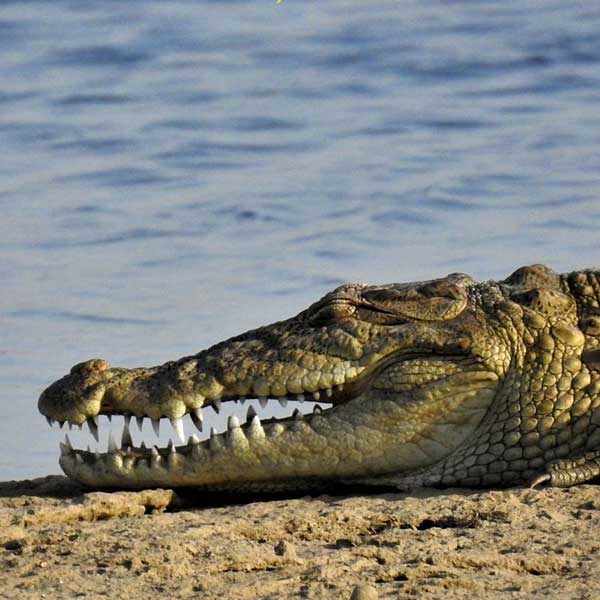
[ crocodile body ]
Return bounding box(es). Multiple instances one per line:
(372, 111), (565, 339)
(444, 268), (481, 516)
(38, 265), (600, 491)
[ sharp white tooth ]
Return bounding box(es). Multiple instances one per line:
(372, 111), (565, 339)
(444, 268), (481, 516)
(140, 441), (147, 451)
(213, 399), (222, 414)
(121, 419), (133, 448)
(248, 415), (264, 439)
(75, 454), (84, 464)
(167, 452), (178, 468)
(136, 416), (144, 431)
(293, 408), (303, 420)
(336, 384), (344, 392)
(170, 417), (185, 444)
(190, 408), (203, 432)
(325, 388), (333, 398)
(278, 398), (288, 408)
(107, 415), (112, 422)
(107, 432), (118, 453)
(258, 397), (268, 408)
(65, 434), (72, 449)
(87, 418), (99, 442)
(296, 394), (305, 402)
(313, 404), (322, 414)
(228, 426), (246, 446)
(228, 415), (240, 430)
(209, 427), (223, 451)
(188, 434), (200, 445)
(246, 405), (257, 420)
(151, 448), (162, 466)
(78, 423), (83, 430)
(46, 417), (53, 427)
(239, 398), (246, 406)
(152, 418), (160, 437)
(167, 440), (176, 454)
(60, 438), (72, 456)
(312, 391), (320, 401)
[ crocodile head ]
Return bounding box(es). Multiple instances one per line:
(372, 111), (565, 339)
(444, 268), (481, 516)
(39, 265), (600, 491)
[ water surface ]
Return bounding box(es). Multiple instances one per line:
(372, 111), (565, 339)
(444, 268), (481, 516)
(1, 0), (600, 479)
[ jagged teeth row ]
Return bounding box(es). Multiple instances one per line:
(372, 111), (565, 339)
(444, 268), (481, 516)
(51, 399), (329, 449)
(45, 388), (341, 444)
(59, 405), (323, 459)
(255, 386), (337, 406)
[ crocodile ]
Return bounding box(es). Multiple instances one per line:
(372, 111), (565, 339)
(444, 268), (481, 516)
(38, 264), (600, 491)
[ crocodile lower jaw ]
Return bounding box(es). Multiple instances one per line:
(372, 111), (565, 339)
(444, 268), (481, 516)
(52, 389), (341, 488)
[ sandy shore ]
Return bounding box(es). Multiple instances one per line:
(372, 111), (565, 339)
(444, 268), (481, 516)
(1, 476), (599, 599)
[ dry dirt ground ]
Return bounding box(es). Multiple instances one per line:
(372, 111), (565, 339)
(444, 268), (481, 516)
(1, 476), (600, 599)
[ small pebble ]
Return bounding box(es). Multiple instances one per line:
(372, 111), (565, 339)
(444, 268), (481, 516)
(349, 583), (378, 600)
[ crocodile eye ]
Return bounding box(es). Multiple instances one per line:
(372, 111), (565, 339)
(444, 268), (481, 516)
(355, 306), (407, 325)
(362, 282), (468, 322)
(311, 302), (356, 324)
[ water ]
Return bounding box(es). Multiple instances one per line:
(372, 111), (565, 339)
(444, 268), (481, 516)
(1, 0), (600, 480)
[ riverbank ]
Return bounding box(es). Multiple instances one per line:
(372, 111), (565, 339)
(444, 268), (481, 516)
(1, 477), (598, 599)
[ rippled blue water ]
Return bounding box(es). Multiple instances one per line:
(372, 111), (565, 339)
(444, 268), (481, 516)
(2, 0), (600, 479)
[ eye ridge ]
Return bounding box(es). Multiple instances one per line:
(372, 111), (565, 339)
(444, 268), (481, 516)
(311, 298), (410, 325)
(356, 301), (400, 317)
(311, 301), (356, 323)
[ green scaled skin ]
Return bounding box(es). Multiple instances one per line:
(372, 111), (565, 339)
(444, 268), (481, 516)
(38, 265), (600, 491)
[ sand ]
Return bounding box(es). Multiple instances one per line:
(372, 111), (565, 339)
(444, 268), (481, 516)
(1, 476), (599, 599)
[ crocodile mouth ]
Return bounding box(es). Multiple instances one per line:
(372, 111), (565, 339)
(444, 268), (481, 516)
(40, 352), (380, 485)
(50, 388), (341, 469)
(40, 344), (496, 489)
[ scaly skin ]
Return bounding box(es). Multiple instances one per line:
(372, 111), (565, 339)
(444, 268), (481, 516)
(38, 265), (600, 491)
